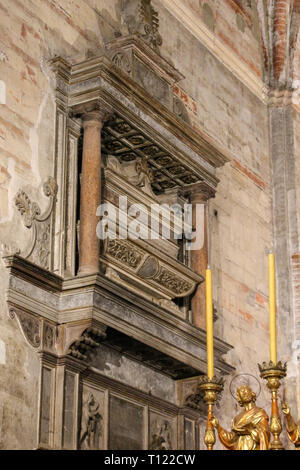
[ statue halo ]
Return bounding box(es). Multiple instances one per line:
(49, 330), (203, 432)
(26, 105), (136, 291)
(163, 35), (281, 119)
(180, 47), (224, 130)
(229, 373), (261, 401)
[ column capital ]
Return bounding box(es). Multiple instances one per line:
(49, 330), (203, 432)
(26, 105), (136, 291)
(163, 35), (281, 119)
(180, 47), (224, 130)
(184, 182), (216, 203)
(71, 101), (114, 128)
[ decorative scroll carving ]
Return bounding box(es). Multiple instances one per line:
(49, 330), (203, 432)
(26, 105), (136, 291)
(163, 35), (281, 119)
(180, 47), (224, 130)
(8, 305), (57, 352)
(104, 238), (195, 298)
(15, 177), (58, 270)
(102, 114), (202, 195)
(68, 328), (107, 362)
(122, 0), (162, 52)
(137, 0), (163, 51)
(8, 306), (41, 349)
(80, 393), (103, 450)
(105, 239), (143, 269)
(153, 267), (193, 296)
(138, 256), (193, 296)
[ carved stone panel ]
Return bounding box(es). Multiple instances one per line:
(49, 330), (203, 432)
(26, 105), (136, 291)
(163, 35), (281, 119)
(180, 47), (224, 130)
(62, 371), (76, 450)
(79, 386), (105, 450)
(184, 418), (195, 450)
(39, 366), (54, 448)
(102, 238), (198, 300)
(14, 177), (58, 270)
(134, 57), (170, 108)
(109, 396), (144, 450)
(149, 412), (175, 450)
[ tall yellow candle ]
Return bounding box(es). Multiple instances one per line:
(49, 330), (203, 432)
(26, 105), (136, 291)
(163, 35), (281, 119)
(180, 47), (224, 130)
(206, 267), (214, 379)
(268, 253), (277, 364)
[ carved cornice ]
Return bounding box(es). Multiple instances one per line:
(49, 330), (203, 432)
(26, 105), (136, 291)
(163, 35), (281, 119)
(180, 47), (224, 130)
(51, 47), (230, 174)
(5, 255), (235, 377)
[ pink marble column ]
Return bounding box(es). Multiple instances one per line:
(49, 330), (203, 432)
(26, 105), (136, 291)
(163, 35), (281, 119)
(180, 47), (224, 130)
(188, 183), (215, 329)
(78, 109), (110, 276)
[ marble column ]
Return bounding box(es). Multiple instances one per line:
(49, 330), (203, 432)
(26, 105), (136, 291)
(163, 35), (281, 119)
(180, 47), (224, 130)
(78, 108), (110, 276)
(188, 183), (215, 329)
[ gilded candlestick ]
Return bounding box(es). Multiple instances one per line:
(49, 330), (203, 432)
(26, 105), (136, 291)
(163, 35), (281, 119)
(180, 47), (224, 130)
(199, 375), (224, 450)
(258, 361), (287, 450)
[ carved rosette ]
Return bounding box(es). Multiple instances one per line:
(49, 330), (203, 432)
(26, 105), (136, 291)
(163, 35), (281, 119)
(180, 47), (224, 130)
(15, 177), (58, 270)
(112, 52), (131, 75)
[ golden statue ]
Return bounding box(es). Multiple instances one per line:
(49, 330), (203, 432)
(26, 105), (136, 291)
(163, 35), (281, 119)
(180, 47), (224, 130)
(211, 385), (270, 450)
(282, 402), (300, 449)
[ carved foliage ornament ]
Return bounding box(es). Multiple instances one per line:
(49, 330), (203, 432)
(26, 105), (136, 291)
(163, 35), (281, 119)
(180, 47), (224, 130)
(15, 177), (58, 270)
(138, 0), (163, 50)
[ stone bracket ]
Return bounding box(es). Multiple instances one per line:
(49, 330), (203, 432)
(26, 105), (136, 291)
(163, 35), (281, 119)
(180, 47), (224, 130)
(8, 302), (107, 363)
(8, 304), (56, 352)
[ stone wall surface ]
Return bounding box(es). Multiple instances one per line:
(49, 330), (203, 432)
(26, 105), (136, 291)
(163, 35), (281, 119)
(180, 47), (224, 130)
(0, 0), (297, 449)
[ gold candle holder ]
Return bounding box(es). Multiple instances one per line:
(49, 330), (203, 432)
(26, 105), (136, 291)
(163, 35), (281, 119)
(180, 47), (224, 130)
(258, 361), (287, 450)
(199, 375), (224, 450)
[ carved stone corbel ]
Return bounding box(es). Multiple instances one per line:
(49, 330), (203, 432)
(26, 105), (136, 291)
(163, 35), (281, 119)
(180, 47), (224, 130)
(8, 305), (57, 353)
(68, 327), (107, 362)
(185, 389), (205, 413)
(56, 322), (107, 363)
(14, 177), (58, 270)
(8, 306), (41, 349)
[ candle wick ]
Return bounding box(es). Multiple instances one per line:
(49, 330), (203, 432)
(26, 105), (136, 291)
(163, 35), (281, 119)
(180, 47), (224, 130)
(207, 265), (211, 270)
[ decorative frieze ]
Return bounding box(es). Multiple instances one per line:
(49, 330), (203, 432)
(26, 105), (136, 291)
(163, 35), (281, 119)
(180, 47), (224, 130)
(102, 238), (198, 299)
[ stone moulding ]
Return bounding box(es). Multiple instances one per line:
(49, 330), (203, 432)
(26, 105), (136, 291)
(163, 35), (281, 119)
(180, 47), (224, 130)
(4, 255), (235, 378)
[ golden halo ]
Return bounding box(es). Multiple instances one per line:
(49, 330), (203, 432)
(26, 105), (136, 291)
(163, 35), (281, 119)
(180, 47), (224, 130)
(229, 373), (261, 400)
